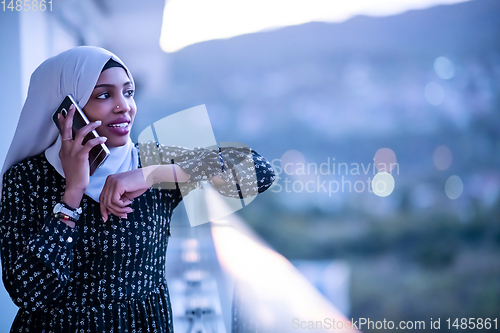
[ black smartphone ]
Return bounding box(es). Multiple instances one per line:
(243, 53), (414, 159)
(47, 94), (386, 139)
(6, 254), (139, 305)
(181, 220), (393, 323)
(52, 95), (110, 176)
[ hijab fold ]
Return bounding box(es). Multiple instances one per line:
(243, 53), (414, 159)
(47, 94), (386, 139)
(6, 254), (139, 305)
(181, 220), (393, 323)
(1, 46), (138, 202)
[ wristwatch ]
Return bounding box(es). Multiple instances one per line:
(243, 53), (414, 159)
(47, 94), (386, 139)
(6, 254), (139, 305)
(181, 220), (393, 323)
(53, 202), (82, 222)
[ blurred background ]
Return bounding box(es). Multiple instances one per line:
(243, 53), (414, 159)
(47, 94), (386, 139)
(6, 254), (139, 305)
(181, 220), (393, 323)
(1, 0), (500, 331)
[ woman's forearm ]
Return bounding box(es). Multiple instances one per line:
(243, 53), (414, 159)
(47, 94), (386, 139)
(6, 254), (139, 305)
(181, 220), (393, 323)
(149, 164), (190, 184)
(147, 164), (227, 189)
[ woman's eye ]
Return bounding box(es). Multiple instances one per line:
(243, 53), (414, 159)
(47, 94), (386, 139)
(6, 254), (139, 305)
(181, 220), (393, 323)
(97, 93), (110, 99)
(125, 90), (135, 97)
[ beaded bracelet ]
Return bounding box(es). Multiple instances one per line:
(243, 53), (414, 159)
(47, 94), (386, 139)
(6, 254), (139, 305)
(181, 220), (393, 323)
(54, 212), (78, 223)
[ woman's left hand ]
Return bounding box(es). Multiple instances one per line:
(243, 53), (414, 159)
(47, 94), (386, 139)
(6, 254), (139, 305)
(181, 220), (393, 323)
(99, 166), (156, 222)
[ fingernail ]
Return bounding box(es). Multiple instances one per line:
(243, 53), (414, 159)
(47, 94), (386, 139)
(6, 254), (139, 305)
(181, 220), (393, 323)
(95, 120), (102, 125)
(101, 137), (107, 141)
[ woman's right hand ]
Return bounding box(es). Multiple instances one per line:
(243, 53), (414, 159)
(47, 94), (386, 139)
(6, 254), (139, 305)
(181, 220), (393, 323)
(58, 104), (107, 208)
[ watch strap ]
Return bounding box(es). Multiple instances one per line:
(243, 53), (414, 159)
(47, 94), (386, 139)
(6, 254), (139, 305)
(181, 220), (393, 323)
(60, 201), (82, 215)
(53, 202), (81, 221)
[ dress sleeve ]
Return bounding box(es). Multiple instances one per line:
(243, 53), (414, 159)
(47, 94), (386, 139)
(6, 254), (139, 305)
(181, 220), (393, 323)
(0, 165), (80, 313)
(206, 146), (276, 198)
(137, 141), (275, 198)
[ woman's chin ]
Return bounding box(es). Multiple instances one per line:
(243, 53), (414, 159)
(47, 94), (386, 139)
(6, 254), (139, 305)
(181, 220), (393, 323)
(106, 136), (130, 148)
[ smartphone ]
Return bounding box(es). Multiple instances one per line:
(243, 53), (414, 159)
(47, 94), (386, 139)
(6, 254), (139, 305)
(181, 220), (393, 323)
(52, 95), (110, 176)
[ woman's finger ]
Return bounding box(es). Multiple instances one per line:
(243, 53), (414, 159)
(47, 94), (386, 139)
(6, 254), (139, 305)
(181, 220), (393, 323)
(59, 104), (75, 141)
(73, 120), (102, 147)
(104, 204), (132, 218)
(81, 136), (107, 155)
(100, 179), (133, 216)
(107, 205), (133, 215)
(100, 201), (109, 222)
(121, 193), (133, 206)
(100, 190), (127, 221)
(106, 191), (134, 213)
(102, 176), (131, 208)
(102, 190), (132, 214)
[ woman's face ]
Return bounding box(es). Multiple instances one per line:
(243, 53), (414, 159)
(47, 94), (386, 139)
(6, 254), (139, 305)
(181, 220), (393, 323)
(83, 67), (136, 148)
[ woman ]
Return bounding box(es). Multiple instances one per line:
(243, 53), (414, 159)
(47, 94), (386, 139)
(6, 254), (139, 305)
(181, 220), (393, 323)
(0, 46), (274, 332)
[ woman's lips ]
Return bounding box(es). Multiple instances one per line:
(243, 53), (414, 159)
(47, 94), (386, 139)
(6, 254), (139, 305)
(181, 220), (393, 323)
(106, 122), (130, 136)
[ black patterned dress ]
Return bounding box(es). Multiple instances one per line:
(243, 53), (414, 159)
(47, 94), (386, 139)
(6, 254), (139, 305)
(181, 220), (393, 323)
(0, 142), (275, 333)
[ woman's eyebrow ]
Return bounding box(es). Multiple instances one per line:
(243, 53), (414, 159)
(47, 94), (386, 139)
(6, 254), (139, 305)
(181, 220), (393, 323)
(94, 81), (133, 89)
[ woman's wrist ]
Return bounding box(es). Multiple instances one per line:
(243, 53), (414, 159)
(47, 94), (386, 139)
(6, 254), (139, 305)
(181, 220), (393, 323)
(59, 190), (82, 229)
(62, 187), (85, 209)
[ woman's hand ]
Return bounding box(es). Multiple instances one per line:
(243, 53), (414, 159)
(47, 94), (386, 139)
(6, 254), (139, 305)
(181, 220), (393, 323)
(99, 165), (191, 222)
(58, 104), (107, 208)
(99, 167), (155, 222)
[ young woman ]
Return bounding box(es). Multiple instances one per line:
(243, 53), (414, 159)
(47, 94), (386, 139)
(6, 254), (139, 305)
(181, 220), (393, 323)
(0, 46), (274, 332)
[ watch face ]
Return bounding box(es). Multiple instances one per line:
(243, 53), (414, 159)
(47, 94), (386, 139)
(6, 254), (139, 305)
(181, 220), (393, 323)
(53, 203), (63, 213)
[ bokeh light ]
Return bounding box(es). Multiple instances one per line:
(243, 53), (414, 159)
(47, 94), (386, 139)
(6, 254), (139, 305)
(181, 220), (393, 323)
(445, 175), (463, 200)
(434, 56), (455, 80)
(372, 172), (395, 197)
(373, 148), (397, 172)
(425, 82), (445, 106)
(433, 145), (453, 170)
(181, 238), (201, 263)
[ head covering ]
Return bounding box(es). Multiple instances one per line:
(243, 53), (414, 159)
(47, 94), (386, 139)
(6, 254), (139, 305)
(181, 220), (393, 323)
(1, 46), (138, 202)
(101, 58), (125, 72)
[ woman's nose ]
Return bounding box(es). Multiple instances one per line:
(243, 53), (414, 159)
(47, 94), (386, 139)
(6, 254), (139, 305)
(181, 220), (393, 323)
(114, 95), (130, 112)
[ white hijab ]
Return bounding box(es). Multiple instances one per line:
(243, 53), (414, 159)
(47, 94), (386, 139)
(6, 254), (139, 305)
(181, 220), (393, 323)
(1, 46), (138, 202)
